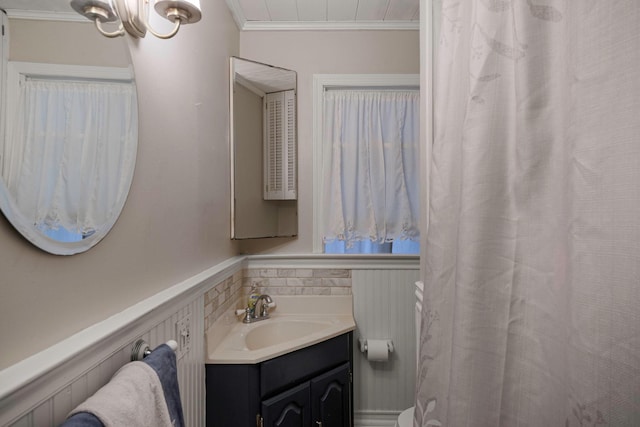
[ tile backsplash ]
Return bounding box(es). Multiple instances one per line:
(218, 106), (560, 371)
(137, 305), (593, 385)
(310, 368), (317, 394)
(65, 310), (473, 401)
(204, 270), (243, 331)
(243, 268), (352, 296)
(203, 268), (353, 330)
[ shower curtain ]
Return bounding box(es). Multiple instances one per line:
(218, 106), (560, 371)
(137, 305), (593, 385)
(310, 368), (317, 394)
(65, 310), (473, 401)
(416, 1), (640, 426)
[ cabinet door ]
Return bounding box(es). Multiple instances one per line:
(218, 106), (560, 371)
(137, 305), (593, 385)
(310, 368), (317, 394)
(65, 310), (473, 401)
(311, 363), (351, 427)
(262, 381), (311, 427)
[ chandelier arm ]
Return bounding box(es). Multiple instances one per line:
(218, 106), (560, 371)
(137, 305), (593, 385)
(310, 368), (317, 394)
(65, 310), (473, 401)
(95, 19), (125, 38)
(145, 18), (181, 39)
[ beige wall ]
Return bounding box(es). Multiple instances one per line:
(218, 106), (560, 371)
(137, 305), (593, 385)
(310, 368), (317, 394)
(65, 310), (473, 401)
(238, 30), (420, 254)
(9, 19), (130, 66)
(0, 2), (240, 369)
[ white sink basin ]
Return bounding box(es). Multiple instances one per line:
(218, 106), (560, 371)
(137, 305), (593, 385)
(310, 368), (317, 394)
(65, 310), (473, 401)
(245, 320), (333, 350)
(206, 295), (355, 364)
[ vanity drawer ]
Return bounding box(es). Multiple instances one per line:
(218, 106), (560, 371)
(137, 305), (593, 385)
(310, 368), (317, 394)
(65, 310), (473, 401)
(260, 334), (351, 398)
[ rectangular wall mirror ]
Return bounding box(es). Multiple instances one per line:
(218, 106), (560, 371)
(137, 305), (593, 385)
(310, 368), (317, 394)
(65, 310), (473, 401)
(229, 57), (298, 239)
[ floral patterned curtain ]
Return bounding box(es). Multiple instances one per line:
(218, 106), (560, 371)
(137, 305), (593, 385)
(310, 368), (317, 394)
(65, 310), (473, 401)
(417, 1), (640, 425)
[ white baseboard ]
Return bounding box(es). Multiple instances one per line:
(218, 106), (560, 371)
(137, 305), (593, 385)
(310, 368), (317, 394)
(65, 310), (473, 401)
(355, 410), (401, 427)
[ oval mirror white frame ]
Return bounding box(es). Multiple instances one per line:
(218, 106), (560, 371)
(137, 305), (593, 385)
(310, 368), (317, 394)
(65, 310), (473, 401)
(0, 164), (135, 255)
(0, 16), (138, 255)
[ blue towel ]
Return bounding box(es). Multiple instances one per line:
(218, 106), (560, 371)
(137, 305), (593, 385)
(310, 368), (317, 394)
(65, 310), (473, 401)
(142, 343), (185, 427)
(60, 343), (184, 427)
(60, 412), (104, 426)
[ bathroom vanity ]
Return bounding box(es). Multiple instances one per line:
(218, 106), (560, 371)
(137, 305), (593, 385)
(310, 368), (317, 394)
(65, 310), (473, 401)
(205, 295), (356, 427)
(206, 333), (353, 426)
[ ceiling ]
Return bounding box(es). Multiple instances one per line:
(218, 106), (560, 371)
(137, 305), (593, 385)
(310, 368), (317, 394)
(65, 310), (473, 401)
(0, 0), (420, 30)
(225, 0), (420, 30)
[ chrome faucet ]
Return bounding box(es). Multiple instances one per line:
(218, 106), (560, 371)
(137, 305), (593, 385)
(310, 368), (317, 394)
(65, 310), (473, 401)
(243, 294), (273, 323)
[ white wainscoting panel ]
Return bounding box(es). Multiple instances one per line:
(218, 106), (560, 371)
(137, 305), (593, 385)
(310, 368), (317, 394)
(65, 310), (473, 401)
(352, 269), (420, 417)
(1, 257), (246, 427)
(7, 297), (206, 427)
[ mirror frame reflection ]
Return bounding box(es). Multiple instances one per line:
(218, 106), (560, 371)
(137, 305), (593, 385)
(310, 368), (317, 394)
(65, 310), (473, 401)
(0, 13), (138, 255)
(229, 56), (298, 240)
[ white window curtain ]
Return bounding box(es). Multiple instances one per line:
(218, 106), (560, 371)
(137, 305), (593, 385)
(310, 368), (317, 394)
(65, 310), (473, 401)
(417, 1), (640, 426)
(322, 90), (420, 247)
(2, 78), (137, 235)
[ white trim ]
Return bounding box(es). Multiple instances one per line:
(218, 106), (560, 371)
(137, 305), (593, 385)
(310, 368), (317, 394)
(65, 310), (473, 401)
(312, 75), (325, 253)
(420, 0), (435, 277)
(0, 12), (8, 179)
(229, 57), (236, 239)
(312, 74), (421, 253)
(354, 410), (400, 427)
(0, 256), (245, 425)
(7, 61), (134, 81)
(246, 254), (419, 270)
(241, 20), (419, 31)
(224, 0), (247, 31)
(4, 9), (88, 22)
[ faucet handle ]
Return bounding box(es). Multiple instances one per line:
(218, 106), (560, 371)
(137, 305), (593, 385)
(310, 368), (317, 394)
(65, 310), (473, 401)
(258, 294), (273, 317)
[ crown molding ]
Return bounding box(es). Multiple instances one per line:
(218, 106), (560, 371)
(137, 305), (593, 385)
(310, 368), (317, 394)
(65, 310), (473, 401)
(224, 0), (247, 31)
(4, 9), (87, 22)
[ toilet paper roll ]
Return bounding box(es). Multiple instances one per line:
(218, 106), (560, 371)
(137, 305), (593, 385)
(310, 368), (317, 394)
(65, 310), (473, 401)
(366, 340), (390, 362)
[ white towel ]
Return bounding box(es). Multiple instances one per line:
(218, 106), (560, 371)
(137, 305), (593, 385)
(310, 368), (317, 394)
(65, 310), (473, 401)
(68, 361), (173, 427)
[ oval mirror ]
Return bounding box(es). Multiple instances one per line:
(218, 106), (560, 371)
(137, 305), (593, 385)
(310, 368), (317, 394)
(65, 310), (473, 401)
(0, 10), (138, 255)
(230, 57), (297, 239)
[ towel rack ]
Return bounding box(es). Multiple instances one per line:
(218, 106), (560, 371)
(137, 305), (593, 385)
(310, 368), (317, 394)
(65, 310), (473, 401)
(131, 339), (178, 361)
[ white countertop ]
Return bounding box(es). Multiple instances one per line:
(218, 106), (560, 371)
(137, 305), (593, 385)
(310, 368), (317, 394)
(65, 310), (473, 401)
(206, 295), (356, 364)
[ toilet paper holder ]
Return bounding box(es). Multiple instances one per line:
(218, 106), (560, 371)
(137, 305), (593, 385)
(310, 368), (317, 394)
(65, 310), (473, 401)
(358, 338), (394, 354)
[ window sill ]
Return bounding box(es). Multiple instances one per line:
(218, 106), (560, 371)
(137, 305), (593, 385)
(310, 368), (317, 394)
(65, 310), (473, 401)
(244, 253), (419, 270)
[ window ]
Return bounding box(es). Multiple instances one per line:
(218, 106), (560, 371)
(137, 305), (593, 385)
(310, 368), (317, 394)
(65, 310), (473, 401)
(324, 238), (420, 254)
(313, 75), (420, 255)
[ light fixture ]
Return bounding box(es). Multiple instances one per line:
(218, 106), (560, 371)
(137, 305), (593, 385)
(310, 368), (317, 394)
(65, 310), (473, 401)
(70, 0), (201, 39)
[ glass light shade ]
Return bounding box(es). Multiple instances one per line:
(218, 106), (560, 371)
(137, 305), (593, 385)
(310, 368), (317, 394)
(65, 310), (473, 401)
(154, 0), (202, 24)
(69, 0), (119, 23)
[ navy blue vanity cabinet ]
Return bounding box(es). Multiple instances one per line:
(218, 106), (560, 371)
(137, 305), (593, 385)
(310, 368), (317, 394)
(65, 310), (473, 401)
(262, 381), (311, 426)
(206, 332), (353, 427)
(310, 363), (351, 427)
(262, 362), (351, 427)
